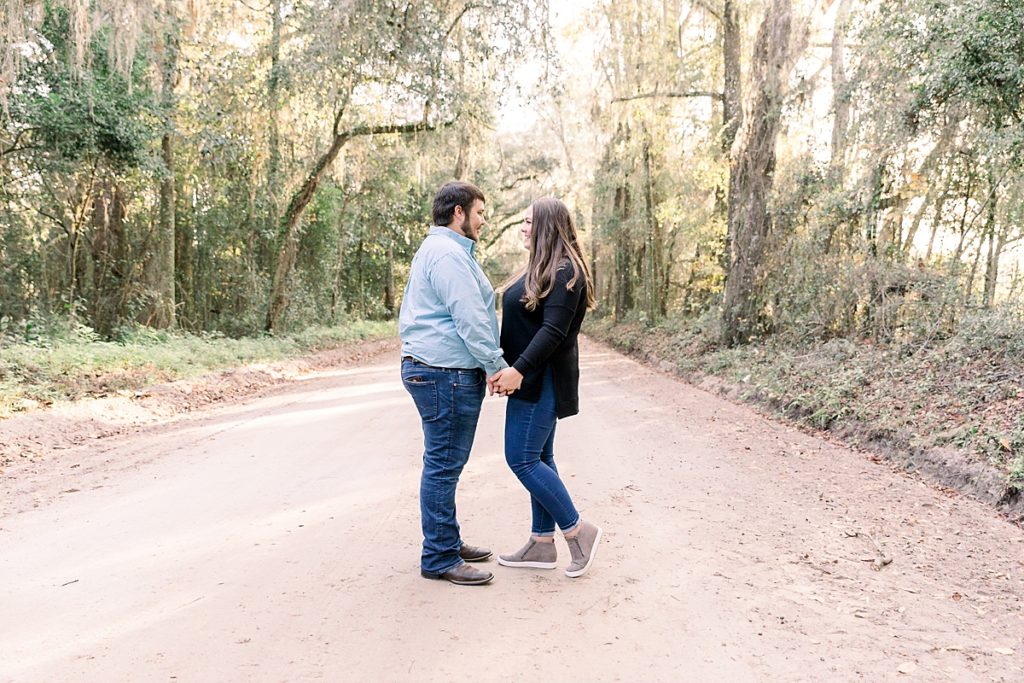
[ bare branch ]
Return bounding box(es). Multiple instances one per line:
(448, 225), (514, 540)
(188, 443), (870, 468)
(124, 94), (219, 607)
(445, 2), (478, 40)
(483, 213), (527, 248)
(34, 207), (67, 232)
(694, 0), (722, 22)
(1, 128), (37, 157)
(500, 173), (541, 191)
(234, 0), (271, 14)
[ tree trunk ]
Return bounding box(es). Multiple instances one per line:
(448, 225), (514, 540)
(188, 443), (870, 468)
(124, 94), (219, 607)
(902, 182), (935, 258)
(864, 162), (886, 257)
(722, 0), (742, 153)
(641, 131), (663, 320)
(175, 179), (194, 328)
(982, 177), (1000, 308)
(384, 246), (396, 317)
(718, 0), (742, 273)
(452, 23), (469, 180)
(613, 185), (633, 320)
(89, 175), (127, 335)
(828, 0), (853, 176)
(924, 183), (950, 261)
(900, 127), (954, 257)
(151, 0), (177, 329)
(356, 238), (365, 317)
(263, 0), (284, 268)
(331, 237), (346, 324)
(265, 118), (446, 332)
(944, 166), (978, 322)
(965, 234), (984, 307)
(879, 158), (912, 258)
(721, 0), (793, 346)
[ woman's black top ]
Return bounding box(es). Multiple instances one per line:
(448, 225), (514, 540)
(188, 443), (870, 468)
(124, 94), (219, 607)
(500, 263), (588, 418)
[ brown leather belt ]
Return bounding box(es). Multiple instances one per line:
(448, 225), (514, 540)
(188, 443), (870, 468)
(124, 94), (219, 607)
(402, 356), (480, 373)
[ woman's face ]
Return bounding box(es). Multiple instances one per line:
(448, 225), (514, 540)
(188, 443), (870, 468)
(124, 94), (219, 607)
(521, 205), (533, 250)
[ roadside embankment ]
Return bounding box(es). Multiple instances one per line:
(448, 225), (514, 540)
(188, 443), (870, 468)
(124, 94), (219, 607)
(585, 314), (1024, 522)
(0, 321), (398, 469)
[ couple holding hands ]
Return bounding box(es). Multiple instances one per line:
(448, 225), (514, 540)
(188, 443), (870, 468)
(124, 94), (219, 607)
(399, 180), (603, 586)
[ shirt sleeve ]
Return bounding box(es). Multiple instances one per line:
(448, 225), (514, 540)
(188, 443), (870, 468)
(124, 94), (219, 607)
(512, 265), (584, 375)
(430, 252), (509, 376)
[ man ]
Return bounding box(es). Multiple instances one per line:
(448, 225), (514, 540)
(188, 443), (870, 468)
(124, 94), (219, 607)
(399, 180), (507, 586)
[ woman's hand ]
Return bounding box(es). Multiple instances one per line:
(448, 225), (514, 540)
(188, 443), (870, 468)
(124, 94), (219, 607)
(488, 367), (523, 397)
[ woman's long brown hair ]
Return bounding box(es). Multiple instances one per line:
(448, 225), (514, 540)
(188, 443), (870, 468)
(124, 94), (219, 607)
(516, 197), (596, 312)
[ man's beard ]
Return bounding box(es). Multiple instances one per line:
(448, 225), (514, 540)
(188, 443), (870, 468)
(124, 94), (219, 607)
(461, 214), (477, 241)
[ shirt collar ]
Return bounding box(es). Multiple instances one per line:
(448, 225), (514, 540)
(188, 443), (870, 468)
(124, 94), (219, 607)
(430, 225), (476, 256)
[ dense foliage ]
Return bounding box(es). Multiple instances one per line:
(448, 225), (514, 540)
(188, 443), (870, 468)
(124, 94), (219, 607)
(1, 0), (1022, 347)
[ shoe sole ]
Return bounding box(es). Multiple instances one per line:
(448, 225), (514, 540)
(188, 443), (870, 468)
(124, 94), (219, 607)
(420, 569), (493, 586)
(496, 557), (557, 569)
(565, 526), (603, 578)
(461, 552), (493, 562)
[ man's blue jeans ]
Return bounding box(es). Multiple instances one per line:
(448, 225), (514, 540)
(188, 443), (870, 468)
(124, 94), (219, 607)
(402, 358), (486, 575)
(505, 367), (580, 536)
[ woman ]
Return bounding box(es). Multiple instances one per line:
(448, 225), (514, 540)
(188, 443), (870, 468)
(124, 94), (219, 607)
(488, 197), (602, 578)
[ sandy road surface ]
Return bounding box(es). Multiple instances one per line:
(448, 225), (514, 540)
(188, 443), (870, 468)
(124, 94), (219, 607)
(1, 338), (1022, 682)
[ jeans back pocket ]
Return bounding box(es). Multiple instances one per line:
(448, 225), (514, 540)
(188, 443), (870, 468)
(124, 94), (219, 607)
(403, 375), (438, 421)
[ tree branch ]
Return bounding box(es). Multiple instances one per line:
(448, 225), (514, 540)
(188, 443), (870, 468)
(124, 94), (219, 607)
(34, 207), (67, 232)
(445, 2), (478, 40)
(234, 0), (271, 14)
(266, 111), (455, 332)
(331, 90), (352, 137)
(1, 127), (37, 158)
(612, 90), (724, 103)
(694, 0), (722, 22)
(342, 118), (446, 139)
(483, 214), (526, 248)
(500, 172), (541, 191)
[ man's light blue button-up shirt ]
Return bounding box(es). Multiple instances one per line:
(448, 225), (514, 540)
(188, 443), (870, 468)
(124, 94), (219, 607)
(399, 226), (508, 377)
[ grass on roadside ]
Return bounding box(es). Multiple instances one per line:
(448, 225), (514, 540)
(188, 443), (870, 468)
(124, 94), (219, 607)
(586, 309), (1024, 480)
(0, 319), (397, 417)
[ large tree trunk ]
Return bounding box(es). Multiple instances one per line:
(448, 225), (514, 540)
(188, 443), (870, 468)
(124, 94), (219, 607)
(150, 0), (177, 329)
(721, 0), (793, 346)
(265, 118), (446, 332)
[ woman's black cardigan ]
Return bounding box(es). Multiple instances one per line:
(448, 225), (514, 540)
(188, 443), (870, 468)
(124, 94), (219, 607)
(500, 264), (587, 419)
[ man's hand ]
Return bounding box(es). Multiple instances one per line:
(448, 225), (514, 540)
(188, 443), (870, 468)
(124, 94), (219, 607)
(488, 367), (524, 397)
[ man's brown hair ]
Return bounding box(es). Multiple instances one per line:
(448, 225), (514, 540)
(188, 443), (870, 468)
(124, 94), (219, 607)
(432, 181), (485, 227)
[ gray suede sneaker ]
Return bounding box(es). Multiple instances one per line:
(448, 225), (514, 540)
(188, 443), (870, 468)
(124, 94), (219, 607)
(497, 538), (557, 569)
(565, 521), (602, 578)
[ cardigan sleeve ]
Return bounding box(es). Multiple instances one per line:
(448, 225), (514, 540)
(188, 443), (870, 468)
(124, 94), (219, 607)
(511, 265), (585, 375)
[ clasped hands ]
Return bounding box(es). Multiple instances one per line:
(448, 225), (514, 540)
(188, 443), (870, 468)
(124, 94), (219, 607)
(488, 367), (523, 397)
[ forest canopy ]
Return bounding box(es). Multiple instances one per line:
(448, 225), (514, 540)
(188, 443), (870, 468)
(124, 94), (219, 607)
(1, 0), (1022, 346)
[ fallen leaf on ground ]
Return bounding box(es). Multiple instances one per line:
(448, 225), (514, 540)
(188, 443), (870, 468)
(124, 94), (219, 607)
(898, 662), (917, 674)
(993, 647), (1014, 655)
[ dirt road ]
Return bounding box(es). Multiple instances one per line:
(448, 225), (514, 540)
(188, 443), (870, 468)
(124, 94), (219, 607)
(1, 338), (1022, 682)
